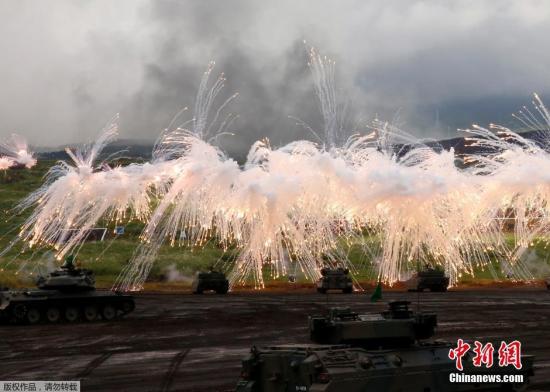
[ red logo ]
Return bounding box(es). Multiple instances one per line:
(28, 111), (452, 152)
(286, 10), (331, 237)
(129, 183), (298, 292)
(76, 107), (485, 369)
(449, 340), (522, 370)
(472, 341), (494, 368)
(448, 339), (471, 371)
(498, 340), (522, 370)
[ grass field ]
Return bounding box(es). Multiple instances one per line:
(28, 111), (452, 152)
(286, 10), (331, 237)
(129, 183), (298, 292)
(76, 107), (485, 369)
(0, 160), (549, 290)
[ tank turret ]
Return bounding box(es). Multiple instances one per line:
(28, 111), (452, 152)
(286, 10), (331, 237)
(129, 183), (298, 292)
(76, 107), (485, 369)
(192, 270), (229, 294)
(316, 267), (353, 293)
(309, 301), (436, 348)
(406, 266), (449, 292)
(36, 265), (95, 291)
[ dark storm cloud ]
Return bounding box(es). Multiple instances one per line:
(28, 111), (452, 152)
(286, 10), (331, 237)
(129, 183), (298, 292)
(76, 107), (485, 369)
(0, 0), (549, 156)
(115, 0), (325, 155)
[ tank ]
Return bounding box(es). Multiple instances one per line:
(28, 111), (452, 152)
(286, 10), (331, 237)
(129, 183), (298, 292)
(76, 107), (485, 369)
(406, 267), (450, 292)
(309, 301), (436, 348)
(316, 267), (353, 294)
(235, 301), (534, 392)
(192, 270), (229, 294)
(0, 262), (135, 324)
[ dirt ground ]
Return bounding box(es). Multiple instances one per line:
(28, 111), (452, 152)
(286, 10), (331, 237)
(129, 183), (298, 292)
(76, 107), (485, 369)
(1, 289), (550, 392)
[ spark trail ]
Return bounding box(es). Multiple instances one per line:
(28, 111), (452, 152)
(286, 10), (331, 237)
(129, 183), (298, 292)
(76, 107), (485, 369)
(0, 134), (36, 169)
(6, 118), (179, 262)
(7, 52), (550, 290)
(117, 51), (500, 290)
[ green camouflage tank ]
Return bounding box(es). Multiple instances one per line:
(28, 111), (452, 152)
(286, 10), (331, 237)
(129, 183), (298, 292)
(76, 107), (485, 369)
(316, 267), (353, 294)
(192, 270), (229, 294)
(235, 301), (533, 391)
(406, 267), (450, 292)
(0, 261), (134, 324)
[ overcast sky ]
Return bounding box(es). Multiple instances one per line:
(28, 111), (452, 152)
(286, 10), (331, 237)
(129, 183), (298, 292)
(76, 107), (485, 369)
(1, 0), (549, 155)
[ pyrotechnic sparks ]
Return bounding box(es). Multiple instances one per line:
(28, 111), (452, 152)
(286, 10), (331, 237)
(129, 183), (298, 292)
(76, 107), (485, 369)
(7, 117), (180, 262)
(0, 134), (36, 169)
(6, 51), (550, 291)
(461, 93), (550, 276)
(117, 51), (498, 290)
(0, 156), (15, 170)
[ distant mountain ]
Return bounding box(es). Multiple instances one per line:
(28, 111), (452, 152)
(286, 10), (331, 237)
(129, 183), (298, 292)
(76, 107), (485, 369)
(36, 139), (154, 161)
(35, 130), (548, 162)
(428, 129), (546, 156)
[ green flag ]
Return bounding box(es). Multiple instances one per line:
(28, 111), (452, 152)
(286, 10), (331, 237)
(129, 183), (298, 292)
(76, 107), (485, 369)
(370, 280), (382, 302)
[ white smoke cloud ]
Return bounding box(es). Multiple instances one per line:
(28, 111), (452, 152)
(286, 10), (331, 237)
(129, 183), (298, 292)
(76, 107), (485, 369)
(162, 264), (194, 284)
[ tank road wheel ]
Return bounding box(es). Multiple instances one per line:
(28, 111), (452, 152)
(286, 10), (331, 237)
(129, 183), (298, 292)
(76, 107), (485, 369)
(83, 305), (98, 321)
(13, 304), (27, 320)
(101, 304), (117, 321)
(46, 307), (61, 323)
(64, 307), (80, 322)
(121, 300), (134, 315)
(26, 307), (41, 324)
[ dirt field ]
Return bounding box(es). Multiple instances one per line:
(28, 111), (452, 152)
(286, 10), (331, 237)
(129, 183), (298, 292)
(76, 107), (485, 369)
(1, 289), (549, 391)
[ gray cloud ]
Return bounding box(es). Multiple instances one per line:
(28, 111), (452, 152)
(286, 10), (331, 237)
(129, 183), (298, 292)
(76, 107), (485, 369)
(0, 0), (549, 156)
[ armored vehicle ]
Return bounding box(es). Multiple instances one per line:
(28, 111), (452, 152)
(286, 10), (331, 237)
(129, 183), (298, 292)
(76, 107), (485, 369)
(316, 267), (353, 294)
(0, 261), (134, 324)
(406, 267), (450, 292)
(192, 270), (229, 294)
(235, 301), (533, 392)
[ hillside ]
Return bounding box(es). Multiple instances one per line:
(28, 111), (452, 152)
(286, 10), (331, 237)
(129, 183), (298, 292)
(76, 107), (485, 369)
(0, 156), (548, 290)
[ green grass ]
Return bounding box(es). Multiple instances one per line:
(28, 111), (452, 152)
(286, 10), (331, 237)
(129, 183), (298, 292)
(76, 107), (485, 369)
(1, 160), (550, 290)
(0, 161), (248, 289)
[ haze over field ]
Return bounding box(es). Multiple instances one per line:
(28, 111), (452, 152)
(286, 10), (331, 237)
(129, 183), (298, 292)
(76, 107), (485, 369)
(1, 0), (550, 156)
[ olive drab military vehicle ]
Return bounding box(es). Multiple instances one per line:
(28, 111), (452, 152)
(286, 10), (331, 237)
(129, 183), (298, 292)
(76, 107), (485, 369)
(192, 270), (229, 294)
(0, 258), (134, 324)
(406, 267), (450, 292)
(316, 267), (353, 294)
(235, 301), (533, 392)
